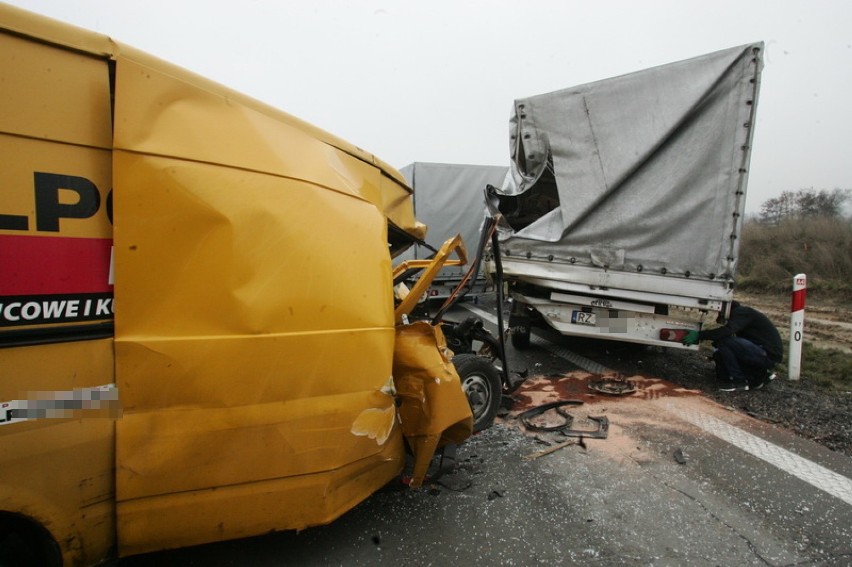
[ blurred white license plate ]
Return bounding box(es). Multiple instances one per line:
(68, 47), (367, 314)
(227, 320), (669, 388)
(572, 311), (596, 326)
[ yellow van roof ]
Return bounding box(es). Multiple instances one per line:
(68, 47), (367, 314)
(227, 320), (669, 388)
(0, 2), (410, 190)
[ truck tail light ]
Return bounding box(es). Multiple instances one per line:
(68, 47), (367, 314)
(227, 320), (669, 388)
(660, 329), (689, 342)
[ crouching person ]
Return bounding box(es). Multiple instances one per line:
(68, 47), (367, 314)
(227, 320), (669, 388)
(683, 301), (783, 391)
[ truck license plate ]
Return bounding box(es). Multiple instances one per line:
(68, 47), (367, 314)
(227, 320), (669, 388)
(572, 311), (596, 326)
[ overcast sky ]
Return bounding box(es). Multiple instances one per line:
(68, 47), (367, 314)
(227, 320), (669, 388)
(6, 0), (851, 213)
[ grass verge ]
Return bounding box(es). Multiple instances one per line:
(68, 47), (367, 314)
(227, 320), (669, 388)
(777, 343), (852, 392)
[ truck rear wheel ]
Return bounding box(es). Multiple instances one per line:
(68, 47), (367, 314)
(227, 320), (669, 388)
(453, 354), (502, 432)
(510, 325), (531, 349)
(509, 300), (533, 349)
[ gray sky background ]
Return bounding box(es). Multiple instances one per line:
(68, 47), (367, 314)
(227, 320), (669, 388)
(7, 0), (851, 214)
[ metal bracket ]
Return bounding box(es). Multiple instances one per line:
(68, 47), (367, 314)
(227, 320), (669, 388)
(560, 415), (609, 439)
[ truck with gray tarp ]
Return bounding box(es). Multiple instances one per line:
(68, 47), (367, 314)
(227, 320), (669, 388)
(486, 43), (763, 349)
(400, 162), (508, 300)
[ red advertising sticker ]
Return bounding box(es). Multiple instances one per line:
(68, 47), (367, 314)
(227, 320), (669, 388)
(0, 235), (114, 328)
(0, 234), (113, 295)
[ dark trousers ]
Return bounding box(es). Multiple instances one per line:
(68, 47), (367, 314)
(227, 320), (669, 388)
(712, 336), (774, 384)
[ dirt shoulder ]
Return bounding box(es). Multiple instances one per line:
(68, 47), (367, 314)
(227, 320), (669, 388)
(735, 291), (852, 353)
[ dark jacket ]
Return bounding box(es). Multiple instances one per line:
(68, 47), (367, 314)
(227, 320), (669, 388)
(698, 302), (783, 363)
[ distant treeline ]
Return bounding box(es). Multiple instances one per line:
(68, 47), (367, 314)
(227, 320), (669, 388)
(758, 188), (850, 224)
(738, 189), (852, 297)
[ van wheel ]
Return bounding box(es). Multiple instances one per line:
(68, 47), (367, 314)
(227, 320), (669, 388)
(0, 514), (62, 567)
(453, 354), (502, 432)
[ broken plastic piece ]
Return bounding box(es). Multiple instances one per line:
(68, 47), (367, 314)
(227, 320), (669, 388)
(560, 416), (609, 439)
(518, 400), (584, 431)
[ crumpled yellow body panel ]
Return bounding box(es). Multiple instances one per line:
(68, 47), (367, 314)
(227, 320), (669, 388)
(110, 41), (418, 556)
(393, 321), (473, 487)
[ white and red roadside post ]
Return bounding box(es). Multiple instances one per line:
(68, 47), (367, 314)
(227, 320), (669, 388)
(788, 273), (807, 380)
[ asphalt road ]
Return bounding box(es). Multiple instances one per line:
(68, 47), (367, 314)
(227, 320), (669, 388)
(111, 299), (852, 566)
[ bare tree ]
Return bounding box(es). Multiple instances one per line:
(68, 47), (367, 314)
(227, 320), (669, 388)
(759, 190), (796, 224)
(760, 188), (850, 223)
(796, 188), (849, 217)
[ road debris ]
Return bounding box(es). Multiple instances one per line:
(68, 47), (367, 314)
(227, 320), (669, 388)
(487, 490), (504, 500)
(560, 416), (609, 439)
(518, 400), (584, 431)
(588, 377), (637, 395)
(523, 439), (582, 461)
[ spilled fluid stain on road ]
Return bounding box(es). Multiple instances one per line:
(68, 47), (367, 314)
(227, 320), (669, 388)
(508, 371), (702, 413)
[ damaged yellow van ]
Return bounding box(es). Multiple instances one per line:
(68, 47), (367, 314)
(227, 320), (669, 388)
(0, 5), (472, 566)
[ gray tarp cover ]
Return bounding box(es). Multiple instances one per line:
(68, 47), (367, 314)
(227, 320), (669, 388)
(400, 162), (508, 277)
(495, 43), (763, 284)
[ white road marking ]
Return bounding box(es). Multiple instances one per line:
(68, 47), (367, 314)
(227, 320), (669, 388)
(460, 302), (852, 507)
(669, 405), (852, 507)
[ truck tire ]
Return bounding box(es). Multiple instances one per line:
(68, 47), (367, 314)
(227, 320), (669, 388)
(509, 300), (533, 350)
(510, 325), (531, 349)
(452, 354), (502, 432)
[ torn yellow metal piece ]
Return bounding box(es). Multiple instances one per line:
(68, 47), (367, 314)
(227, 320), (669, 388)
(393, 321), (473, 488)
(393, 233), (468, 324)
